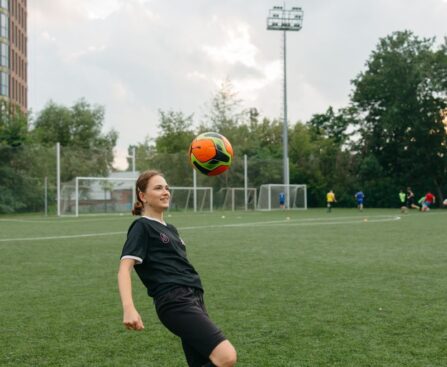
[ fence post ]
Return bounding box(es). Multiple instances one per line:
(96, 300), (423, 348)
(56, 142), (61, 216)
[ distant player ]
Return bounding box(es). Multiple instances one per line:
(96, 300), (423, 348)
(326, 190), (336, 213)
(406, 187), (420, 210)
(279, 192), (285, 209)
(399, 189), (408, 213)
(354, 191), (365, 211)
(421, 191), (436, 212)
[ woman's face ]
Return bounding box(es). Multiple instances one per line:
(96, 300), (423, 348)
(140, 175), (170, 211)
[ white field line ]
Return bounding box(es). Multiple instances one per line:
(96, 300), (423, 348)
(0, 231), (126, 242)
(1, 210), (445, 224)
(0, 215), (400, 243)
(0, 216), (130, 224)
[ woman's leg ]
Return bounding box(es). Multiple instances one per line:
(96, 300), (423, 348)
(209, 340), (237, 367)
(181, 339), (210, 367)
(155, 287), (232, 366)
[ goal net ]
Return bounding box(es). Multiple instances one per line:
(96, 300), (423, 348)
(168, 186), (213, 212)
(60, 177), (213, 216)
(60, 177), (136, 216)
(257, 184), (307, 210)
(221, 187), (257, 211)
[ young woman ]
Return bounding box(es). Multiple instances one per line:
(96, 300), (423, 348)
(118, 170), (237, 367)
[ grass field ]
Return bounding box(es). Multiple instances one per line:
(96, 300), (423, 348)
(1, 208), (447, 367)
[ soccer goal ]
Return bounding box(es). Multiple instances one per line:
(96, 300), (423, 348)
(257, 184), (307, 210)
(61, 177), (214, 216)
(59, 177), (137, 216)
(168, 186), (213, 212)
(221, 187), (257, 211)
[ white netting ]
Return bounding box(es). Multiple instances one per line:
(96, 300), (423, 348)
(257, 184), (307, 210)
(168, 186), (213, 212)
(221, 187), (257, 211)
(60, 176), (213, 215)
(61, 177), (136, 215)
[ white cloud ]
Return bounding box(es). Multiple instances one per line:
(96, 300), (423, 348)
(40, 31), (56, 43)
(65, 45), (107, 63)
(113, 147), (130, 170)
(28, 0), (447, 162)
(230, 60), (282, 103)
(186, 71), (209, 81)
(82, 0), (121, 20)
(111, 80), (134, 101)
(202, 23), (258, 67)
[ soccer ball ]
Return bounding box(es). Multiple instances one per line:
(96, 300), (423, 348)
(443, 198), (447, 207)
(189, 132), (234, 176)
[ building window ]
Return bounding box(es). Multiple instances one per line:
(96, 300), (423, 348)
(0, 13), (7, 39)
(0, 0), (7, 11)
(0, 71), (8, 96)
(0, 41), (7, 66)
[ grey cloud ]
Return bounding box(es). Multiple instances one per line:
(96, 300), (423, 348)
(29, 0), (447, 150)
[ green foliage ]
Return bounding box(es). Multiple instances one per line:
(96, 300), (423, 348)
(0, 99), (118, 213)
(155, 110), (195, 154)
(132, 81), (350, 206)
(0, 101), (38, 213)
(32, 99), (118, 181)
(308, 106), (354, 145)
(5, 30), (446, 212)
(202, 78), (247, 134)
(351, 31), (447, 203)
(133, 110), (195, 186)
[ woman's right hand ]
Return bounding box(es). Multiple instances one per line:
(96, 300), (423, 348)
(123, 307), (145, 331)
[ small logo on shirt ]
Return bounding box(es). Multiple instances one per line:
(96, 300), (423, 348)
(160, 233), (170, 244)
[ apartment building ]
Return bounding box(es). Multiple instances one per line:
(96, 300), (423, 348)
(0, 0), (27, 112)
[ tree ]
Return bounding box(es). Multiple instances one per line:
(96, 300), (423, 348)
(308, 106), (353, 145)
(130, 110), (196, 186)
(32, 99), (118, 181)
(289, 122), (355, 207)
(155, 110), (195, 154)
(201, 78), (248, 135)
(0, 101), (39, 212)
(351, 31), (447, 204)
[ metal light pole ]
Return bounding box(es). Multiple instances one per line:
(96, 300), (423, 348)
(267, 5), (303, 207)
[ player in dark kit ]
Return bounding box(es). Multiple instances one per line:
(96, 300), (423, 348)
(118, 170), (237, 367)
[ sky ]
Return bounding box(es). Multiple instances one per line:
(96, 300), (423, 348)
(28, 0), (447, 169)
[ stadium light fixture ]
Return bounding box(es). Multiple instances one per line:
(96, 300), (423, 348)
(267, 5), (303, 208)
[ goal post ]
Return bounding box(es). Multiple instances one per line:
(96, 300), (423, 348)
(221, 187), (257, 211)
(74, 177), (136, 216)
(60, 177), (214, 216)
(168, 186), (213, 212)
(257, 184), (307, 210)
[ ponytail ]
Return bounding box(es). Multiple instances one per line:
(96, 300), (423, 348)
(132, 201), (144, 216)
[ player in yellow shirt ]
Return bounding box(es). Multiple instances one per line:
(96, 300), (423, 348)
(326, 190), (336, 213)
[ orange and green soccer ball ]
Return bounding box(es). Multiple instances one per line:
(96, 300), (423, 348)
(189, 132), (234, 176)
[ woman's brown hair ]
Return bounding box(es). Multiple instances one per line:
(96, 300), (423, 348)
(132, 170), (163, 216)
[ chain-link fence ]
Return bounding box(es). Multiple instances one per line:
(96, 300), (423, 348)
(1, 143), (297, 214)
(0, 144), (57, 214)
(1, 143), (117, 214)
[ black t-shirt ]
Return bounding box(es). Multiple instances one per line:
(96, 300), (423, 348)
(120, 216), (203, 298)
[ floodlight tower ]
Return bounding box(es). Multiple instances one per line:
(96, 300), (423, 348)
(267, 5), (303, 207)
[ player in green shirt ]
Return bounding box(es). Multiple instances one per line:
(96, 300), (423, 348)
(399, 189), (408, 213)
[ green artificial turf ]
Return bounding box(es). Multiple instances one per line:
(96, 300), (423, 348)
(1, 208), (446, 366)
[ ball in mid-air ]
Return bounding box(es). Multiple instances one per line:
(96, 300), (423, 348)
(189, 132), (233, 176)
(443, 198), (447, 207)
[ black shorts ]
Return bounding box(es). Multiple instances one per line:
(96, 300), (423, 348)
(154, 286), (226, 367)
